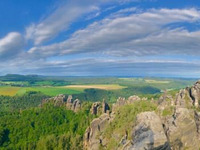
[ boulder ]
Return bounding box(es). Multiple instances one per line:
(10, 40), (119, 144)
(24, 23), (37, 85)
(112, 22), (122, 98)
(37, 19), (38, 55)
(72, 99), (81, 112)
(66, 95), (73, 109)
(102, 100), (110, 114)
(91, 102), (101, 115)
(125, 111), (170, 150)
(189, 81), (200, 108)
(165, 108), (199, 150)
(53, 94), (66, 106)
(84, 114), (110, 150)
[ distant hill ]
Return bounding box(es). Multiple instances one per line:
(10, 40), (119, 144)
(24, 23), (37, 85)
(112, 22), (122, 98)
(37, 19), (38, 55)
(0, 74), (42, 81)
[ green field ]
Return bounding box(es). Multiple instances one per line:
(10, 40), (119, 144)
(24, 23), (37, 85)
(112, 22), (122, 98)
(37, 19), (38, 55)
(0, 84), (125, 96)
(0, 86), (83, 96)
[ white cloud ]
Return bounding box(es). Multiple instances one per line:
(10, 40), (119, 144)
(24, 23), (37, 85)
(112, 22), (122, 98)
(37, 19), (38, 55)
(0, 32), (24, 59)
(28, 8), (200, 57)
(25, 0), (134, 45)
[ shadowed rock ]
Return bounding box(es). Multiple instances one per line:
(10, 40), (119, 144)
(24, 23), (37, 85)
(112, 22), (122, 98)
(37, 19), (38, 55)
(124, 112), (170, 150)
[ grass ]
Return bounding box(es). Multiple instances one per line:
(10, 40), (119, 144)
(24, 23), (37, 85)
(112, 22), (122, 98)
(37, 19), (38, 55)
(0, 86), (84, 96)
(0, 84), (125, 96)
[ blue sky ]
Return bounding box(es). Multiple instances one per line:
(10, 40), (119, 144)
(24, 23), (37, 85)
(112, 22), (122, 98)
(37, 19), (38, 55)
(0, 0), (200, 77)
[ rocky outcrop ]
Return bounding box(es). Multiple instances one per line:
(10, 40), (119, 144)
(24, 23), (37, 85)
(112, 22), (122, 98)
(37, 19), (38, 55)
(124, 112), (170, 150)
(41, 94), (66, 107)
(164, 108), (199, 149)
(41, 94), (81, 112)
(189, 81), (200, 108)
(84, 113), (110, 150)
(72, 99), (81, 112)
(102, 100), (110, 114)
(84, 81), (200, 150)
(66, 95), (73, 109)
(112, 96), (143, 112)
(90, 100), (110, 115)
(90, 102), (101, 115)
(195, 111), (200, 139)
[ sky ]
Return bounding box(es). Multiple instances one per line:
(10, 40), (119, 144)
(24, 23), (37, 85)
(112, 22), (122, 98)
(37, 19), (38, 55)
(0, 0), (200, 77)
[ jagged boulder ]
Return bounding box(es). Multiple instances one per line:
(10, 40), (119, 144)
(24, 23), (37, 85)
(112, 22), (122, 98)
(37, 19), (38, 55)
(90, 102), (101, 115)
(72, 99), (81, 112)
(102, 100), (110, 114)
(40, 94), (81, 112)
(165, 108), (199, 150)
(127, 95), (141, 104)
(66, 95), (73, 109)
(90, 100), (110, 115)
(112, 97), (126, 112)
(124, 111), (170, 150)
(194, 111), (200, 139)
(84, 114), (110, 150)
(189, 81), (200, 108)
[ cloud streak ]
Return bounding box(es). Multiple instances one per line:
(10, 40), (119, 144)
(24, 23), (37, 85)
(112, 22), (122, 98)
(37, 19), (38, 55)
(0, 32), (24, 59)
(28, 8), (200, 57)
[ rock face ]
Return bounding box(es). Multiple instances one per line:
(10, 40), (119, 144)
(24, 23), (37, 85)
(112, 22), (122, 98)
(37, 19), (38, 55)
(165, 108), (199, 150)
(72, 99), (81, 112)
(84, 114), (110, 150)
(90, 102), (101, 115)
(84, 81), (200, 150)
(102, 100), (110, 114)
(66, 95), (73, 109)
(41, 94), (81, 112)
(90, 100), (110, 115)
(189, 81), (200, 108)
(112, 96), (142, 112)
(124, 112), (170, 150)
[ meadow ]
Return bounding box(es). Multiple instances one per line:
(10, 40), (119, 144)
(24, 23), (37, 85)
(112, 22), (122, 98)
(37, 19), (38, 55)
(0, 84), (125, 96)
(0, 74), (196, 98)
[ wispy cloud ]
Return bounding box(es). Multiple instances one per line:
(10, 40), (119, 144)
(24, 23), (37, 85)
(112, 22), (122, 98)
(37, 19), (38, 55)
(0, 32), (24, 59)
(28, 8), (200, 57)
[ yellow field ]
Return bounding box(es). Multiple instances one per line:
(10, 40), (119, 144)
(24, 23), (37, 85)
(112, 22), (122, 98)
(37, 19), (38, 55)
(64, 84), (126, 90)
(0, 87), (20, 96)
(145, 80), (170, 84)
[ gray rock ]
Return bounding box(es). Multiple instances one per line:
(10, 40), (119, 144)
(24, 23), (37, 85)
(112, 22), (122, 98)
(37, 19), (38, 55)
(90, 102), (101, 115)
(84, 113), (110, 150)
(165, 108), (199, 150)
(126, 112), (170, 150)
(72, 99), (81, 112)
(102, 100), (110, 114)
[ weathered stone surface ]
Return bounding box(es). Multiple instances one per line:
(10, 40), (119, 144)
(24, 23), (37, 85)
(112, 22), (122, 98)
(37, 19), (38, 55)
(66, 95), (73, 108)
(41, 94), (81, 112)
(112, 97), (126, 112)
(194, 111), (200, 139)
(165, 108), (199, 150)
(72, 99), (81, 112)
(125, 111), (170, 150)
(127, 95), (141, 104)
(53, 94), (66, 106)
(189, 81), (200, 108)
(102, 100), (110, 114)
(90, 102), (101, 115)
(84, 114), (110, 150)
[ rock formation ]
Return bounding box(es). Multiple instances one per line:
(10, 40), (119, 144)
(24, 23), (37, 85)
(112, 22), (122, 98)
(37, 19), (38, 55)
(41, 94), (81, 112)
(189, 80), (200, 108)
(84, 81), (200, 150)
(72, 99), (81, 112)
(124, 112), (170, 150)
(90, 100), (110, 115)
(84, 113), (110, 150)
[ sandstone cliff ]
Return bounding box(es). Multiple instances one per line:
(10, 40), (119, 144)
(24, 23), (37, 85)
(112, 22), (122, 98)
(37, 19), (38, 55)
(84, 81), (200, 150)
